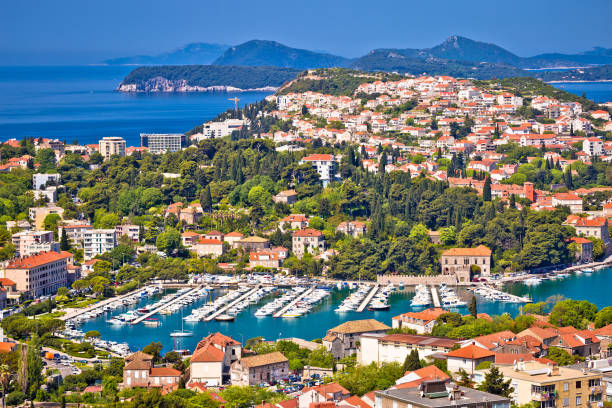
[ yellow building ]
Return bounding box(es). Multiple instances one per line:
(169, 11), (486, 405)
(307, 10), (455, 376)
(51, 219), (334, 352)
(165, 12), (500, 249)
(476, 361), (603, 408)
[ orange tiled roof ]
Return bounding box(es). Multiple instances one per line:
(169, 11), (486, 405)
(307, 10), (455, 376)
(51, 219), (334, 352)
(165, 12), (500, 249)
(292, 228), (322, 237)
(445, 344), (494, 359)
(6, 251), (67, 269)
(441, 245), (491, 257)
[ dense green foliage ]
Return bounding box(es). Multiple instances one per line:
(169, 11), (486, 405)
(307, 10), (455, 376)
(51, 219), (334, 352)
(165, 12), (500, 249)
(121, 65), (301, 90)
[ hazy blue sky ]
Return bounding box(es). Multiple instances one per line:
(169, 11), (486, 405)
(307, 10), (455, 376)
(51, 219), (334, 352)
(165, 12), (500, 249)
(2, 0), (611, 62)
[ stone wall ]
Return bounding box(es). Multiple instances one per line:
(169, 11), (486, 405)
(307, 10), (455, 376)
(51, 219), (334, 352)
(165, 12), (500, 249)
(376, 274), (458, 286)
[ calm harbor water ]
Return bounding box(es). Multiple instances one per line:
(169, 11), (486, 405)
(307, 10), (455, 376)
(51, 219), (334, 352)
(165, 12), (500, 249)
(79, 267), (612, 353)
(0, 66), (611, 147)
(0, 66), (271, 146)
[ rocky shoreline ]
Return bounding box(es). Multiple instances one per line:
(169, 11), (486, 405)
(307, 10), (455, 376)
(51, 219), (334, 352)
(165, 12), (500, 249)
(117, 77), (279, 93)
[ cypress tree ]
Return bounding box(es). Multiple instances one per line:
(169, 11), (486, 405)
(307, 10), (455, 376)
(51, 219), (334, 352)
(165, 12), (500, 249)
(469, 295), (478, 318)
(483, 176), (492, 202)
(200, 185), (213, 212)
(60, 229), (70, 251)
(403, 349), (422, 372)
(509, 194), (516, 209)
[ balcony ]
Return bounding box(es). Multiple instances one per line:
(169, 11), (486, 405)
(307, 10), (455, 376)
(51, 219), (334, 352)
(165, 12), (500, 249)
(531, 392), (556, 401)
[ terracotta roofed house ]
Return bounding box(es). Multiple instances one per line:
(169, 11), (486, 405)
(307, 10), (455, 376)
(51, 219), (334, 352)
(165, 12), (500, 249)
(392, 308), (447, 334)
(323, 319), (390, 359)
(3, 251), (68, 298)
(360, 333), (459, 365)
(189, 332), (242, 386)
(445, 344), (495, 374)
(292, 228), (325, 258)
(224, 231), (244, 248)
(230, 351), (289, 386)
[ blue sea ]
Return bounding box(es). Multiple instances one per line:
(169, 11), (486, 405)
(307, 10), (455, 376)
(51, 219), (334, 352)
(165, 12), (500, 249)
(78, 267), (612, 353)
(0, 66), (271, 146)
(0, 66), (611, 147)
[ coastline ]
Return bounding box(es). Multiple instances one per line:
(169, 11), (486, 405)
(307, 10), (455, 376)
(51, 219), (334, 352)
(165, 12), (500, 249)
(546, 79), (612, 84)
(117, 82), (279, 93)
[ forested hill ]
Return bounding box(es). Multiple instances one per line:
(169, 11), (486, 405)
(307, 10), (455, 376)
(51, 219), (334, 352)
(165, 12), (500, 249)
(117, 65), (301, 92)
(213, 40), (351, 69)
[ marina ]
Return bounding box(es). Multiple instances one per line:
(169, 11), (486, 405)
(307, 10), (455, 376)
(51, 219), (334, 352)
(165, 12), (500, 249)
(65, 266), (612, 354)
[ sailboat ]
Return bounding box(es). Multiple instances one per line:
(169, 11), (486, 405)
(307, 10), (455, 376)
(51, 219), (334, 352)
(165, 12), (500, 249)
(170, 310), (193, 337)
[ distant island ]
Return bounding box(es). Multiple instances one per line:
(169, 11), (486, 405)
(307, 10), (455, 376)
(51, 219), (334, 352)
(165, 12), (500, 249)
(117, 65), (301, 92)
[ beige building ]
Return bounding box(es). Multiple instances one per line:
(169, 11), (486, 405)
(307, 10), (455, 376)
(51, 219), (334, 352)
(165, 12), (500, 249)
(58, 223), (92, 247)
(279, 214), (309, 232)
(237, 236), (270, 252)
(2, 251), (68, 298)
(224, 232), (244, 248)
(193, 238), (224, 258)
(122, 351), (181, 388)
(478, 361), (604, 408)
(28, 205), (64, 230)
(11, 230), (55, 257)
(391, 307), (447, 334)
(230, 351), (289, 386)
(292, 228), (325, 258)
(336, 221), (367, 238)
(565, 216), (610, 243)
(440, 245), (492, 280)
(99, 137), (126, 160)
(249, 251), (281, 269)
(273, 190), (298, 205)
(115, 224), (140, 243)
(323, 319), (390, 359)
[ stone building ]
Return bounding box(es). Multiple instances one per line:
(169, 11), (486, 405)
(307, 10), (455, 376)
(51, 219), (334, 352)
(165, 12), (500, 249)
(230, 351), (289, 386)
(323, 319), (390, 359)
(440, 245), (492, 280)
(122, 351), (181, 388)
(292, 228), (325, 258)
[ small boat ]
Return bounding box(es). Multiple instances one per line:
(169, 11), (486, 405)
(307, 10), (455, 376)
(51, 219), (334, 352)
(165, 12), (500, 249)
(170, 330), (193, 337)
(215, 314), (235, 322)
(368, 304), (390, 311)
(143, 318), (161, 327)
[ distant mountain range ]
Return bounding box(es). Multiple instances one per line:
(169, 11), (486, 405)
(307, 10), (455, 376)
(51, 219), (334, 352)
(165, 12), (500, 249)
(106, 36), (612, 71)
(104, 43), (230, 65)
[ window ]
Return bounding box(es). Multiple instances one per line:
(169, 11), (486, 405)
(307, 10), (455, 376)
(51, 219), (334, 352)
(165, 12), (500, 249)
(576, 381), (582, 389)
(576, 396), (581, 406)
(563, 398), (569, 407)
(589, 379), (600, 387)
(563, 382), (569, 391)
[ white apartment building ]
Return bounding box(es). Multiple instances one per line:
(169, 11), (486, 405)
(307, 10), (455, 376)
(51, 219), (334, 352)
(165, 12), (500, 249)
(33, 173), (60, 190)
(193, 119), (245, 141)
(360, 333), (459, 366)
(84, 229), (117, 260)
(140, 133), (183, 154)
(58, 223), (92, 247)
(99, 137), (126, 160)
(584, 137), (604, 157)
(299, 154), (338, 185)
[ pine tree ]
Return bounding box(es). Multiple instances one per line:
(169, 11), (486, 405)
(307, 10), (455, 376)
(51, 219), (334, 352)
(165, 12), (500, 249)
(60, 229), (70, 251)
(403, 349), (422, 372)
(483, 176), (492, 202)
(478, 366), (513, 397)
(457, 369), (475, 388)
(469, 295), (477, 318)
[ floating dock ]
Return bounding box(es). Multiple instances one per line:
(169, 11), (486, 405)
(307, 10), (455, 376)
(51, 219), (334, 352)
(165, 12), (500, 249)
(356, 284), (379, 312)
(131, 286), (203, 325)
(205, 286), (262, 321)
(430, 286), (441, 307)
(273, 286), (316, 318)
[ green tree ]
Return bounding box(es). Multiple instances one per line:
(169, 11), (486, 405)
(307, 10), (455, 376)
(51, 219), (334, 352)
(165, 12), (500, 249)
(408, 223), (429, 241)
(59, 228), (70, 251)
(522, 302), (548, 316)
(549, 299), (597, 328)
(25, 335), (43, 398)
(469, 295), (477, 318)
(478, 366), (513, 397)
(594, 306), (612, 328)
(156, 228), (181, 255)
(43, 213), (61, 235)
(143, 342), (163, 363)
(546, 347), (577, 366)
(201, 185), (213, 212)
(483, 176), (492, 202)
(457, 368), (474, 388)
(439, 226), (457, 245)
(403, 350), (422, 372)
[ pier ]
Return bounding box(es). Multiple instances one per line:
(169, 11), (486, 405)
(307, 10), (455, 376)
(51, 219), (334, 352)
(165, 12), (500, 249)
(356, 284), (379, 312)
(430, 286), (441, 307)
(205, 286), (261, 321)
(273, 286), (315, 318)
(62, 284), (157, 321)
(131, 286), (203, 325)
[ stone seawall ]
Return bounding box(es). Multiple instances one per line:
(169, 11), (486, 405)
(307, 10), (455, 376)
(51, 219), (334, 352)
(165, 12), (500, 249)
(377, 274), (459, 286)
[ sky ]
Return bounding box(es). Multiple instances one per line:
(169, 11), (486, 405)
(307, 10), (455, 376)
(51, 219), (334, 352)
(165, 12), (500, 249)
(1, 0), (612, 64)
